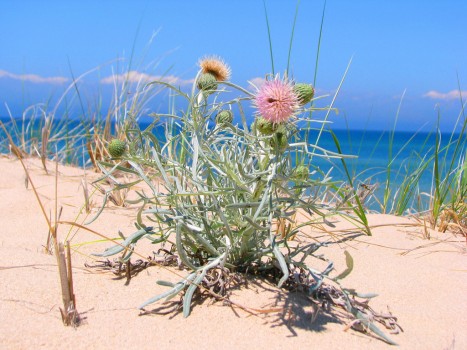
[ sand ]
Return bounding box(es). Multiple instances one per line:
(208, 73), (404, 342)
(0, 156), (465, 349)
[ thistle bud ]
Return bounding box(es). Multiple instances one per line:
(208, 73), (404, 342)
(216, 110), (233, 125)
(108, 139), (126, 158)
(197, 72), (218, 92)
(293, 83), (315, 106)
(270, 126), (288, 152)
(256, 117), (279, 135)
(293, 165), (309, 181)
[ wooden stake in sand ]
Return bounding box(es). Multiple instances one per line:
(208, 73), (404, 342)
(66, 242), (77, 309)
(57, 241), (79, 326)
(52, 159), (79, 326)
(57, 242), (71, 321)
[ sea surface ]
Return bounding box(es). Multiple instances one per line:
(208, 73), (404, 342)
(1, 116), (464, 212)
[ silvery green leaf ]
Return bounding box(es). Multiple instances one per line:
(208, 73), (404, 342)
(242, 215), (269, 230)
(344, 289), (379, 299)
(121, 247), (134, 262)
(272, 246), (289, 288)
(182, 272), (206, 318)
(143, 208), (174, 215)
(308, 269), (323, 293)
(322, 261), (334, 276)
(354, 309), (398, 346)
(139, 281), (185, 309)
(334, 250), (354, 281)
(165, 276), (196, 301)
(118, 230), (125, 240)
(225, 202), (260, 209)
(128, 160), (159, 195)
(156, 280), (176, 288)
(175, 225), (198, 270)
(181, 223), (219, 256)
(93, 229), (147, 257)
(84, 192), (109, 225)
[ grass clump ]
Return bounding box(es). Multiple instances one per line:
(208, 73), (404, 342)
(335, 93), (466, 237)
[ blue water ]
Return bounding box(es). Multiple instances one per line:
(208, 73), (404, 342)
(1, 116), (465, 212)
(302, 128), (465, 212)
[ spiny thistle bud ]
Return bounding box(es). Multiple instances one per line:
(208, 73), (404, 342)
(108, 139), (126, 158)
(256, 117), (279, 135)
(293, 165), (309, 181)
(270, 127), (288, 152)
(293, 83), (315, 106)
(215, 110), (233, 125)
(197, 72), (218, 92)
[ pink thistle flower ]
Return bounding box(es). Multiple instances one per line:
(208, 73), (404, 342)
(254, 76), (298, 124)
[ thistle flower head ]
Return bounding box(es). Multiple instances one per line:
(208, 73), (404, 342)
(254, 76), (298, 124)
(198, 56), (231, 82)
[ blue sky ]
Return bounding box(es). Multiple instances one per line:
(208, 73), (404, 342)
(1, 0), (466, 132)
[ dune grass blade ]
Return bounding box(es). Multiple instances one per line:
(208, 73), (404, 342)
(286, 0), (301, 76)
(330, 130), (371, 235)
(304, 0), (327, 147)
(313, 0), (327, 89)
(382, 90), (406, 213)
(263, 0), (275, 75)
(435, 87), (466, 217)
(313, 56), (353, 156)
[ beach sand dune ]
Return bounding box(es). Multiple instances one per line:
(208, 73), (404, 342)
(0, 157), (465, 349)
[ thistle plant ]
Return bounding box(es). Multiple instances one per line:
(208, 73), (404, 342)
(93, 57), (399, 344)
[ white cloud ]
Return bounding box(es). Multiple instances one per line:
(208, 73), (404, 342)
(247, 77), (266, 91)
(0, 69), (68, 84)
(423, 90), (467, 101)
(100, 70), (194, 86)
